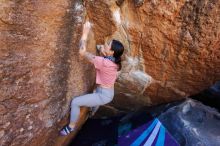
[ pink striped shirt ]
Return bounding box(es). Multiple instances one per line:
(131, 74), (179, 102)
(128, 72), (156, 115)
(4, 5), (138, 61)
(92, 56), (118, 86)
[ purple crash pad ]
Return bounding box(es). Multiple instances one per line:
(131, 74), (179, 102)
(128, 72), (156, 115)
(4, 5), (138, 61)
(118, 118), (179, 146)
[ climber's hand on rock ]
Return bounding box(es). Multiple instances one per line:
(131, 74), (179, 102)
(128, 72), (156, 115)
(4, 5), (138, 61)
(81, 21), (91, 40)
(100, 45), (107, 56)
(96, 45), (106, 56)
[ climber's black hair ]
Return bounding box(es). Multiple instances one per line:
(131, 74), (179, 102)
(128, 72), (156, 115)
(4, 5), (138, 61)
(110, 39), (124, 71)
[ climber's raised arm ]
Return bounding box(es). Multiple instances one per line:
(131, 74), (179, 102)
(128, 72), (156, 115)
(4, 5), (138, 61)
(79, 21), (95, 62)
(79, 40), (95, 62)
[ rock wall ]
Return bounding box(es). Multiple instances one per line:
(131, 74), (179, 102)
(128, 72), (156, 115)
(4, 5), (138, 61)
(84, 0), (220, 109)
(0, 0), (220, 146)
(0, 0), (94, 146)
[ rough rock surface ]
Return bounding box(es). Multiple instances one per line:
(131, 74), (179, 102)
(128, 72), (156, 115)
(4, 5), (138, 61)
(0, 0), (220, 146)
(85, 0), (220, 107)
(0, 0), (94, 146)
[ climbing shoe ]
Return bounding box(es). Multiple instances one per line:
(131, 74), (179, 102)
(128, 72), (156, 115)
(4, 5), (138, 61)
(60, 125), (75, 136)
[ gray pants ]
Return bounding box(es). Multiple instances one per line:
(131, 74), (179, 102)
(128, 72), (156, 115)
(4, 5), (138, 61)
(70, 87), (114, 123)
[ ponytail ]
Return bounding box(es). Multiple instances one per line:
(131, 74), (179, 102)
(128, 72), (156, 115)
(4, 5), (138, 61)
(110, 39), (124, 71)
(111, 39), (124, 71)
(114, 56), (122, 71)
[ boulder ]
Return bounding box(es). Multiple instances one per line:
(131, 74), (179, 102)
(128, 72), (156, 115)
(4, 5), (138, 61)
(0, 0), (220, 145)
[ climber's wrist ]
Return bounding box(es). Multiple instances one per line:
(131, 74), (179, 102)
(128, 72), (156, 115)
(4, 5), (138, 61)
(79, 39), (86, 49)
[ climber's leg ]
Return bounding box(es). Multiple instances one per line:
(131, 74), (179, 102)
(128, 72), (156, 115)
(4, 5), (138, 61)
(69, 87), (114, 127)
(89, 87), (100, 118)
(60, 87), (113, 136)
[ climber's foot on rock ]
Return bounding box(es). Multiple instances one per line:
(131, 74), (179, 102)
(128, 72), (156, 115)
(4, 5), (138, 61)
(60, 124), (75, 136)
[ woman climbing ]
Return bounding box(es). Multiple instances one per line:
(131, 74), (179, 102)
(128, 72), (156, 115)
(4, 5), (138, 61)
(60, 22), (124, 136)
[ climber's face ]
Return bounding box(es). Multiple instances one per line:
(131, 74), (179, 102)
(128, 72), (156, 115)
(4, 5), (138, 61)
(103, 40), (114, 56)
